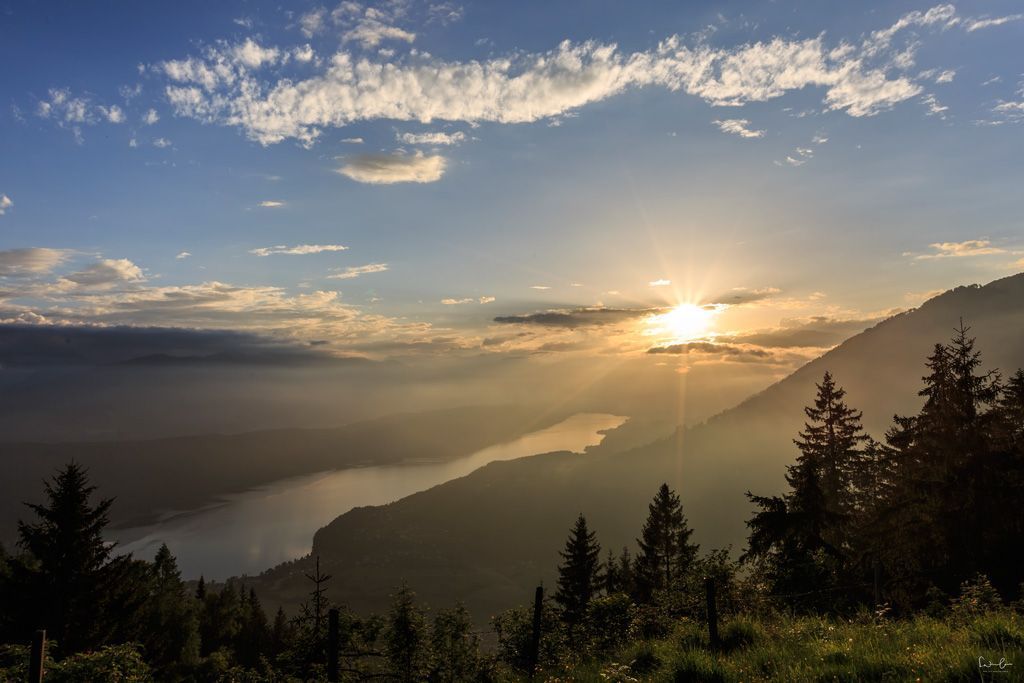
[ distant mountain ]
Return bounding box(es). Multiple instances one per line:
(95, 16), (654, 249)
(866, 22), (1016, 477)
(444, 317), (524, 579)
(0, 405), (567, 546)
(250, 273), (1024, 619)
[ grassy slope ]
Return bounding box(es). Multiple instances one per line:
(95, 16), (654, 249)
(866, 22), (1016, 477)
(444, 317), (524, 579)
(558, 612), (1024, 682)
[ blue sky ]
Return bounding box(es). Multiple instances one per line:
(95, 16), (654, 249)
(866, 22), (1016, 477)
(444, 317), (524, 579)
(1, 0), (1022, 364)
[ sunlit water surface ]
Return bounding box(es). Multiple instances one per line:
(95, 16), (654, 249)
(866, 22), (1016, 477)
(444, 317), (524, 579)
(113, 412), (626, 578)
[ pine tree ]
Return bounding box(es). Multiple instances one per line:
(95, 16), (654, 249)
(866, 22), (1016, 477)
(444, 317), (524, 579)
(745, 373), (867, 609)
(8, 462), (121, 652)
(634, 484), (698, 602)
(385, 583), (430, 683)
(554, 514), (602, 626)
(143, 544), (200, 670)
(788, 371), (868, 560)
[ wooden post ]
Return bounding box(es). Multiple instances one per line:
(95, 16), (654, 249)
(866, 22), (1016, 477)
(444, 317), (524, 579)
(873, 559), (881, 607)
(527, 585), (543, 678)
(29, 630), (46, 683)
(704, 577), (720, 649)
(327, 608), (340, 682)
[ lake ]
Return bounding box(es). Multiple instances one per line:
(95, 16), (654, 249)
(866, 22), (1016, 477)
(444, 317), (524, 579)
(113, 412), (626, 578)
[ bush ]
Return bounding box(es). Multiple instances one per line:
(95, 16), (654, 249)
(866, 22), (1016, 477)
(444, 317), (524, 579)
(952, 575), (1003, 618)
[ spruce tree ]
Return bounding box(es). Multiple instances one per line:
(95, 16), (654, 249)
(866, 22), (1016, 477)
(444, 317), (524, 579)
(746, 373), (867, 609)
(9, 462), (120, 652)
(634, 484), (698, 601)
(554, 514), (601, 626)
(385, 583), (429, 683)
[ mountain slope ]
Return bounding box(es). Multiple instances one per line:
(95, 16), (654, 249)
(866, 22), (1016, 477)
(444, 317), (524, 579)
(0, 405), (566, 545)
(249, 273), (1024, 619)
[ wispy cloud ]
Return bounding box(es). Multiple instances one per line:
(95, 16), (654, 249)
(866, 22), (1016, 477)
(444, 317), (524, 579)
(0, 248), (68, 276)
(176, 251), (192, 259)
(327, 263), (389, 279)
(397, 130), (467, 146)
(250, 244), (348, 256)
(160, 6), (966, 147)
(0, 195), (12, 216)
(337, 151), (446, 184)
(649, 279), (671, 287)
(910, 239), (1006, 260)
(713, 119), (765, 138)
(442, 295), (495, 305)
(964, 14), (1024, 32)
(58, 258), (145, 288)
(258, 200), (286, 208)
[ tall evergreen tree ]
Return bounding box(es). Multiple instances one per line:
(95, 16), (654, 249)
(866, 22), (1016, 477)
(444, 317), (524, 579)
(385, 583), (430, 683)
(745, 373), (868, 610)
(8, 462), (123, 652)
(142, 544), (200, 671)
(554, 514), (602, 626)
(634, 484), (698, 602)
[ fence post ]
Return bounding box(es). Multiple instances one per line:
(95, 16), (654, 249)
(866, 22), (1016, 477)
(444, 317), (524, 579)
(327, 608), (340, 682)
(527, 585), (543, 678)
(705, 577), (720, 649)
(29, 629), (46, 683)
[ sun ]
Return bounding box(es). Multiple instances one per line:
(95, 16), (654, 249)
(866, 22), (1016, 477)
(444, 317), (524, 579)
(647, 303), (716, 342)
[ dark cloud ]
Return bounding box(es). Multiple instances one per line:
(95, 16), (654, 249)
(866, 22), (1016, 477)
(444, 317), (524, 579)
(647, 341), (772, 359)
(703, 287), (780, 306)
(718, 317), (880, 348)
(0, 324), (367, 367)
(493, 307), (661, 329)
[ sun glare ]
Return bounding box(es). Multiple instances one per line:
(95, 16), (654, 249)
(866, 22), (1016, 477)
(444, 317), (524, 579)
(648, 303), (716, 342)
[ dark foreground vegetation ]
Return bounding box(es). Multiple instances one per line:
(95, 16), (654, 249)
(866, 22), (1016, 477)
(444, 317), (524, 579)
(1, 325), (1022, 681)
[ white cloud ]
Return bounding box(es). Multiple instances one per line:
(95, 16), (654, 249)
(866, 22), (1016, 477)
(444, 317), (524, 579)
(143, 108), (160, 125)
(293, 44), (316, 63)
(335, 2), (417, 49)
(101, 105), (125, 123)
(258, 200), (286, 208)
(712, 119), (764, 138)
(0, 248), (67, 276)
(442, 295), (495, 305)
(912, 239), (1006, 260)
(341, 137), (364, 144)
(812, 134), (829, 144)
(922, 94), (948, 117)
(176, 251), (192, 259)
(337, 151), (446, 184)
(934, 69), (956, 83)
(649, 279), (671, 287)
(0, 195), (12, 216)
(153, 137), (172, 148)
(965, 14), (1024, 32)
(299, 8), (327, 38)
(250, 244), (348, 256)
(60, 258), (145, 287)
(231, 38), (282, 69)
(327, 262), (389, 279)
(161, 9), (955, 147)
(530, 285), (550, 290)
(344, 20), (415, 48)
(397, 130), (467, 145)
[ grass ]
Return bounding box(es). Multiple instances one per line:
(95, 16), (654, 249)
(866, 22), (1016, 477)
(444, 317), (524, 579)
(554, 611), (1024, 682)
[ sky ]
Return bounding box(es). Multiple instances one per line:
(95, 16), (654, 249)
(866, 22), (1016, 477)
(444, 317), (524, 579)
(1, 0), (1023, 371)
